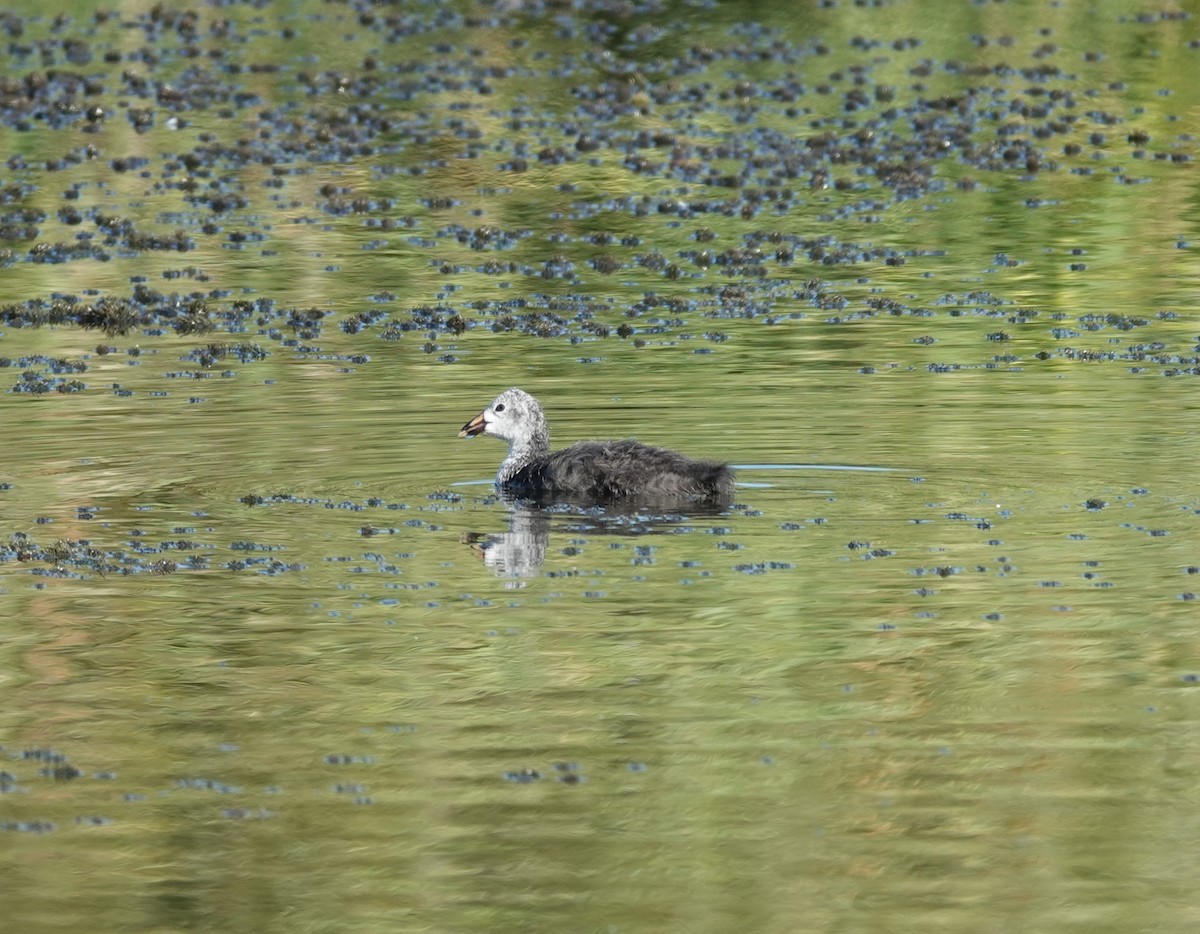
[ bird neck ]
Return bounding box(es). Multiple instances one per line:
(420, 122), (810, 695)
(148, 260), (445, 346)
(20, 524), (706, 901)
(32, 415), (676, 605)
(499, 422), (550, 481)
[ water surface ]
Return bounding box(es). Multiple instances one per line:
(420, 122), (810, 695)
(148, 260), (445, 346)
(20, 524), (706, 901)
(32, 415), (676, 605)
(3, 1), (1200, 932)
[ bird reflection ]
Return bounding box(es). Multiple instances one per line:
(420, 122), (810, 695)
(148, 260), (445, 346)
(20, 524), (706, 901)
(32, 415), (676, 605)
(462, 503), (551, 578)
(462, 494), (734, 579)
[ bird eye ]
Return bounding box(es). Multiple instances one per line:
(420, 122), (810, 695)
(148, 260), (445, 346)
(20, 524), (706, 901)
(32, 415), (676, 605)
(494, 403), (505, 412)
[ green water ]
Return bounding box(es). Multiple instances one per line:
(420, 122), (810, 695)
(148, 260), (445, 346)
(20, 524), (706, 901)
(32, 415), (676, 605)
(3, 1), (1200, 932)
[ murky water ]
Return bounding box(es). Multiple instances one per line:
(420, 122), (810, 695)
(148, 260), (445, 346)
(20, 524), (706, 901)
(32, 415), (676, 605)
(4, 1), (1200, 931)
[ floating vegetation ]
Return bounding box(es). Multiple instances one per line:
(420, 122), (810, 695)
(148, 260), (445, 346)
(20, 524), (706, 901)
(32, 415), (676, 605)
(180, 342), (269, 367)
(1, 531), (187, 577)
(0, 0), (1194, 391)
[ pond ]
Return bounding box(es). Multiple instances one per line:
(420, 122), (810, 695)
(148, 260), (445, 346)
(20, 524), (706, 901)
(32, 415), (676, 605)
(3, 1), (1200, 931)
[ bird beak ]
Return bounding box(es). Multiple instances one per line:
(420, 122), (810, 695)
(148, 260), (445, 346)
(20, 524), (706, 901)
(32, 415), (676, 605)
(459, 411), (487, 438)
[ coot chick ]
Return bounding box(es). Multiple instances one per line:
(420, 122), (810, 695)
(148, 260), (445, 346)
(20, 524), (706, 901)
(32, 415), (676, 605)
(459, 388), (734, 503)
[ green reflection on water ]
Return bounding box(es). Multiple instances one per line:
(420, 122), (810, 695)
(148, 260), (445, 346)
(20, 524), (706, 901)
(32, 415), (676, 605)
(3, 1), (1200, 932)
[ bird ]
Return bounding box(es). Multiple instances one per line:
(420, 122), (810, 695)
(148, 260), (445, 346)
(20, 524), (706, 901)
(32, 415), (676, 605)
(459, 388), (735, 503)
